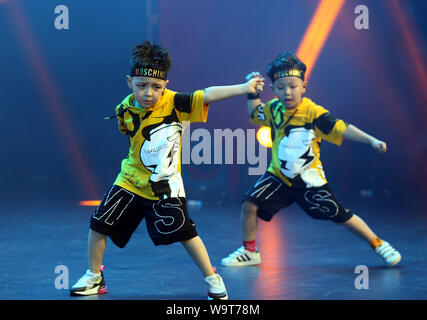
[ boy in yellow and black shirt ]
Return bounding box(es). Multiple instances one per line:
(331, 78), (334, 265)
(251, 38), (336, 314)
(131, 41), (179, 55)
(221, 52), (402, 268)
(113, 87), (208, 200)
(70, 41), (265, 299)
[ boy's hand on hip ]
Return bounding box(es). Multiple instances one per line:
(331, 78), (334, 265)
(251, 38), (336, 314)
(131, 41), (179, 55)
(372, 139), (387, 153)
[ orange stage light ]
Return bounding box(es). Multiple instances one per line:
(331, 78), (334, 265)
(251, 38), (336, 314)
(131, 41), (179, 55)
(79, 200), (101, 206)
(296, 0), (345, 80)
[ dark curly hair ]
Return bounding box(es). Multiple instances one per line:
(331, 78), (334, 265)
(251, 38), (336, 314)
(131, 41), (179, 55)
(266, 52), (306, 82)
(130, 40), (172, 73)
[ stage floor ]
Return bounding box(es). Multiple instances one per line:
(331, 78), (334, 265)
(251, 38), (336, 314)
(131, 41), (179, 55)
(0, 201), (426, 300)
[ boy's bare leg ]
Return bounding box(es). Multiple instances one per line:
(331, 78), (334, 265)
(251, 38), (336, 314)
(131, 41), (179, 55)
(340, 214), (401, 266)
(88, 229), (107, 273)
(341, 214), (378, 245)
(181, 236), (215, 277)
(220, 201), (262, 267)
(241, 201), (258, 241)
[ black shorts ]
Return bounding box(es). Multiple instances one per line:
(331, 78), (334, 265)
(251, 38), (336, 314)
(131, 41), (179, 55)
(243, 171), (353, 223)
(90, 185), (198, 248)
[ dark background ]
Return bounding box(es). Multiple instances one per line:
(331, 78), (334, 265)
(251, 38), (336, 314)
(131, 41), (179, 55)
(1, 0), (426, 211)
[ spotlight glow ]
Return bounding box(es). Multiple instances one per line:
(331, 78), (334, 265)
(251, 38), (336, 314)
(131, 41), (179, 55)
(296, 0), (345, 80)
(79, 200), (101, 207)
(256, 126), (273, 148)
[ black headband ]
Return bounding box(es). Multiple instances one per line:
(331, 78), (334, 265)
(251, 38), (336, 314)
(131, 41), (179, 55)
(130, 66), (167, 80)
(273, 68), (305, 81)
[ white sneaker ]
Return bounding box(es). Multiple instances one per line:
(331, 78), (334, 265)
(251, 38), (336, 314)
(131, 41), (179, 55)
(221, 246), (261, 267)
(375, 241), (401, 267)
(205, 274), (228, 300)
(70, 267), (107, 296)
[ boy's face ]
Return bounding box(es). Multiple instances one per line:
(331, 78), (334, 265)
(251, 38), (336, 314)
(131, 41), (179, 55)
(127, 76), (168, 108)
(271, 76), (307, 109)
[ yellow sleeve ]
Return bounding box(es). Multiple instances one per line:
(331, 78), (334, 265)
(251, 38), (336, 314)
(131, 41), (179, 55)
(174, 90), (209, 123)
(249, 101), (271, 127)
(115, 103), (129, 135)
(313, 105), (348, 146)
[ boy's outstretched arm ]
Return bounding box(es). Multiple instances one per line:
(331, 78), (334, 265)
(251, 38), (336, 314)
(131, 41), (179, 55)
(203, 76), (264, 104)
(343, 124), (387, 153)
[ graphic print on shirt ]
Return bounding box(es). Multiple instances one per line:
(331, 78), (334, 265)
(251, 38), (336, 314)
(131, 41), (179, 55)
(278, 125), (316, 179)
(140, 108), (183, 198)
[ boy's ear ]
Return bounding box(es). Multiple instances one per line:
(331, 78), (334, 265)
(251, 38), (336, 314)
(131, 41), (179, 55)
(126, 75), (132, 90)
(302, 80), (308, 93)
(162, 80), (169, 95)
(269, 83), (276, 95)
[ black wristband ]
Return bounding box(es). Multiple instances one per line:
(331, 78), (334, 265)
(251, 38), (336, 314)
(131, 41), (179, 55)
(247, 93), (260, 100)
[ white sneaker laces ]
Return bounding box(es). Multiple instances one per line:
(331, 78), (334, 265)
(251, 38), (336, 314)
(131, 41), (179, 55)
(73, 270), (100, 288)
(376, 242), (397, 258)
(227, 246), (245, 259)
(209, 275), (220, 286)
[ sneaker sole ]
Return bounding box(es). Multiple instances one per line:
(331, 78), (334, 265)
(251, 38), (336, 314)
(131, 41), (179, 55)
(70, 285), (108, 296)
(221, 259), (261, 267)
(386, 254), (402, 267)
(207, 293), (228, 300)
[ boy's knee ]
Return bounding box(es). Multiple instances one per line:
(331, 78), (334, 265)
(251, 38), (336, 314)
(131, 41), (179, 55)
(241, 201), (258, 216)
(89, 228), (107, 240)
(180, 235), (199, 245)
(335, 214), (355, 225)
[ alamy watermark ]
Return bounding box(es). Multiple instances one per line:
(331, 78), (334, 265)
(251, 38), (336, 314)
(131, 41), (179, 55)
(354, 265), (369, 289)
(54, 5), (69, 30)
(54, 265), (69, 290)
(354, 5), (369, 30)
(181, 122), (268, 176)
